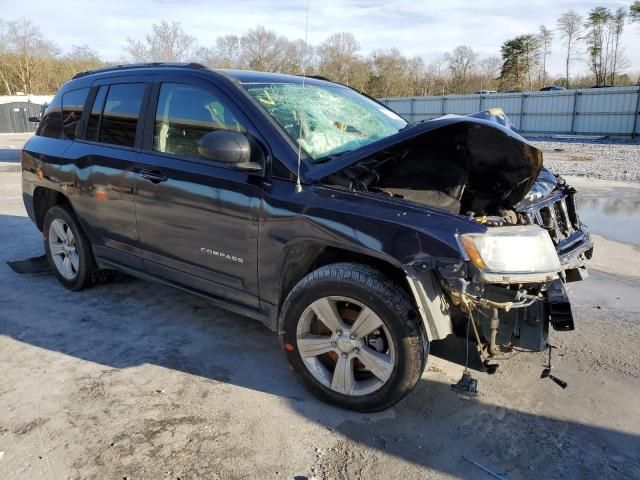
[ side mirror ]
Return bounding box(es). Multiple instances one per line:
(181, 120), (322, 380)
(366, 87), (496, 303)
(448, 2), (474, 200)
(198, 130), (261, 172)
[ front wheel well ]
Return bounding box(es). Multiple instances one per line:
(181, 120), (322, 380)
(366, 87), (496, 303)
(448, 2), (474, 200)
(279, 244), (413, 309)
(33, 187), (70, 231)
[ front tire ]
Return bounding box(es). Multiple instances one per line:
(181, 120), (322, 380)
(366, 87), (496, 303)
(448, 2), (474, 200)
(43, 205), (98, 291)
(280, 263), (428, 412)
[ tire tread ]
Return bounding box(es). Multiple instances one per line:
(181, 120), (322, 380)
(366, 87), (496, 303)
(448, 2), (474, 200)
(281, 262), (428, 411)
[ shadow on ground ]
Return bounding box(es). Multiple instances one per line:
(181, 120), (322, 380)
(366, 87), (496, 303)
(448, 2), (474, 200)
(1, 213), (639, 479)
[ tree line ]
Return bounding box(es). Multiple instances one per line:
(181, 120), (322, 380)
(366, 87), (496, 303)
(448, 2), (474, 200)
(1, 2), (639, 98)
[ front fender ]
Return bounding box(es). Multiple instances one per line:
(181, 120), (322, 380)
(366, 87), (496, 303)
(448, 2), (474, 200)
(259, 181), (479, 310)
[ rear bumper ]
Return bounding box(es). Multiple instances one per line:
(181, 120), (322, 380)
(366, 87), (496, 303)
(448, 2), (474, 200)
(22, 177), (36, 225)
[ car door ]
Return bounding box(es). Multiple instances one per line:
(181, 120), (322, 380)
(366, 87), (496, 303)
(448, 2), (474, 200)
(134, 75), (264, 308)
(63, 78), (152, 269)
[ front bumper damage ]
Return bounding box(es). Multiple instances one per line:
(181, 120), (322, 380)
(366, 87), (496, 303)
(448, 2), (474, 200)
(404, 217), (592, 368)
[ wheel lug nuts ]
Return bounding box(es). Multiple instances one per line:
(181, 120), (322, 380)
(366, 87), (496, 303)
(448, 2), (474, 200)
(350, 334), (355, 340)
(331, 341), (336, 347)
(354, 348), (359, 354)
(341, 353), (347, 359)
(337, 330), (343, 336)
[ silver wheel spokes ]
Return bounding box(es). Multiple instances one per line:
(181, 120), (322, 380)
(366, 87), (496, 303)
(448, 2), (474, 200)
(297, 296), (395, 396)
(48, 219), (79, 280)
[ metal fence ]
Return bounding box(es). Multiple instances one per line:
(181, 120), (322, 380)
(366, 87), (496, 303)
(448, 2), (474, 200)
(380, 86), (640, 138)
(0, 102), (42, 133)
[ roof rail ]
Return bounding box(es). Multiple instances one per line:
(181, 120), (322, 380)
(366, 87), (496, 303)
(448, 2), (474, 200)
(299, 74), (332, 82)
(72, 62), (208, 79)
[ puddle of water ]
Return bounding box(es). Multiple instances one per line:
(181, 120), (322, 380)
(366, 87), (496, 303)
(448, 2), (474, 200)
(576, 187), (640, 246)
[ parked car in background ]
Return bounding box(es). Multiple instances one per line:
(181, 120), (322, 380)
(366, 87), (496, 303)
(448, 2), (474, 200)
(473, 89), (497, 94)
(22, 63), (592, 411)
(539, 86), (567, 91)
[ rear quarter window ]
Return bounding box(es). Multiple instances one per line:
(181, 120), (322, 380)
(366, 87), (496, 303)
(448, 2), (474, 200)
(36, 93), (63, 139)
(62, 88), (90, 139)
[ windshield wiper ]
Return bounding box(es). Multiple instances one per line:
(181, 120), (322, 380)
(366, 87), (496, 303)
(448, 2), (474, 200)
(314, 149), (353, 164)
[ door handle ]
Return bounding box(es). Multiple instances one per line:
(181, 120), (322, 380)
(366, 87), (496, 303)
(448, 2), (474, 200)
(138, 169), (168, 184)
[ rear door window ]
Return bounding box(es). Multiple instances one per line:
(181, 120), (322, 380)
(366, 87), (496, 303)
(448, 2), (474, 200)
(153, 83), (245, 158)
(98, 83), (146, 147)
(85, 86), (108, 141)
(62, 88), (89, 139)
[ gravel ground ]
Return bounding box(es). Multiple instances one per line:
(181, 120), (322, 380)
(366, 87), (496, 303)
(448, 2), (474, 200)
(530, 138), (640, 183)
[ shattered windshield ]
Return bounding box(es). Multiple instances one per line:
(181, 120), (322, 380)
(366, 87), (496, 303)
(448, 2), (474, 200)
(244, 83), (407, 162)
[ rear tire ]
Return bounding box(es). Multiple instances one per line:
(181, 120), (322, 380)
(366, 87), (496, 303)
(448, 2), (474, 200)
(280, 262), (428, 412)
(43, 205), (98, 291)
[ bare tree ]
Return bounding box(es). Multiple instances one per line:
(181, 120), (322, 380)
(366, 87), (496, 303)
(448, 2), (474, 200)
(287, 38), (317, 75)
(368, 48), (411, 97)
(238, 26), (292, 72)
(425, 56), (448, 95)
(557, 10), (583, 88)
(125, 20), (197, 62)
(444, 46), (477, 94)
(198, 35), (242, 69)
(538, 25), (553, 86)
(0, 18), (60, 94)
(317, 32), (361, 85)
(63, 45), (104, 77)
(405, 56), (428, 96)
(475, 56), (502, 91)
(0, 21), (13, 94)
(523, 34), (542, 90)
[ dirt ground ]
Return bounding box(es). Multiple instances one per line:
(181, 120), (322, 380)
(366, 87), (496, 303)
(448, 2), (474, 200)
(1, 134), (639, 479)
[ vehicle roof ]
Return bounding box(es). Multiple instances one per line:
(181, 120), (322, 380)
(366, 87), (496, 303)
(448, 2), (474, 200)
(214, 69), (334, 86)
(71, 62), (337, 88)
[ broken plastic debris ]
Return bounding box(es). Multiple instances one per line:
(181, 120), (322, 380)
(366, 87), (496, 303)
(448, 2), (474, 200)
(463, 456), (507, 480)
(451, 370), (478, 396)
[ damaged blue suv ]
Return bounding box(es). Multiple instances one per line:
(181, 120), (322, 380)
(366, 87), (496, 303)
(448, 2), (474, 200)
(22, 63), (592, 411)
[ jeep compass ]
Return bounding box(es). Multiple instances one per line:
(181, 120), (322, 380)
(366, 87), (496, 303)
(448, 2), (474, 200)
(22, 63), (592, 411)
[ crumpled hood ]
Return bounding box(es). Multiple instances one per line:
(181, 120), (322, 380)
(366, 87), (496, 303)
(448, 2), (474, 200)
(309, 109), (544, 207)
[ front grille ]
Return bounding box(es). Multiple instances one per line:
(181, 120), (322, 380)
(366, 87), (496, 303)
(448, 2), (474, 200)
(521, 194), (577, 245)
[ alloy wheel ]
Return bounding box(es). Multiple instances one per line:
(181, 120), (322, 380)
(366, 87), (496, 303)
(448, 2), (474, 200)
(296, 296), (396, 396)
(48, 218), (80, 280)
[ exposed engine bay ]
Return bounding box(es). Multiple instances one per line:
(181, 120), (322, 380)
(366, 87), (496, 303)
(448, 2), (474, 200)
(321, 110), (593, 372)
(322, 112), (544, 225)
(321, 110), (589, 251)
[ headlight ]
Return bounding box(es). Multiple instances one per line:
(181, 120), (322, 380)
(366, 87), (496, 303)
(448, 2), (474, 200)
(460, 226), (561, 281)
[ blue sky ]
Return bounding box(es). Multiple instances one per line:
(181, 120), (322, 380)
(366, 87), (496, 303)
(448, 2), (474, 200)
(2, 0), (638, 75)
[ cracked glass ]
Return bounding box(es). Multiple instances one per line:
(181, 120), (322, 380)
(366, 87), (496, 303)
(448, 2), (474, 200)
(245, 83), (406, 162)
